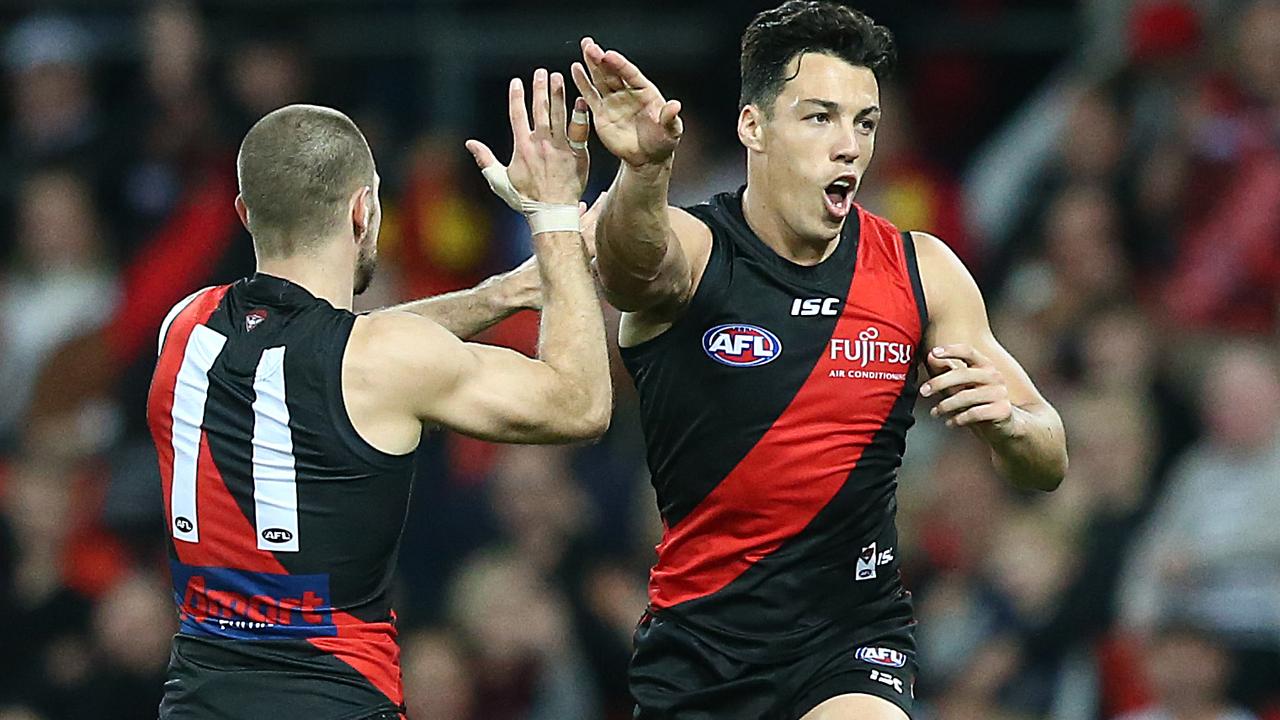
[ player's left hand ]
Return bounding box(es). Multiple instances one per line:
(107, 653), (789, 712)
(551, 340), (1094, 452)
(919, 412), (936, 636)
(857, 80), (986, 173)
(921, 344), (1018, 440)
(465, 69), (589, 205)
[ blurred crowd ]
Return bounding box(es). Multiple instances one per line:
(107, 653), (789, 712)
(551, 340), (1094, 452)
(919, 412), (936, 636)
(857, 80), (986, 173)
(0, 1), (1278, 719)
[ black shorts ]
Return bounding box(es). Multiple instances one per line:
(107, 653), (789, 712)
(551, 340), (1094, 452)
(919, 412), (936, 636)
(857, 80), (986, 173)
(630, 612), (916, 720)
(160, 635), (405, 720)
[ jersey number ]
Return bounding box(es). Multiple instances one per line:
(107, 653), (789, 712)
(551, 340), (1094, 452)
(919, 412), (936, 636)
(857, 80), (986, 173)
(169, 324), (301, 552)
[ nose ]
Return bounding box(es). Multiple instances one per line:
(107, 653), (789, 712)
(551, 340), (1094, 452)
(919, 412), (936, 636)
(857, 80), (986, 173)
(832, 123), (861, 164)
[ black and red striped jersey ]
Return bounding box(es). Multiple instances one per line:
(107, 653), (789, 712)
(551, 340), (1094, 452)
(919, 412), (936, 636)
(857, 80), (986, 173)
(146, 274), (414, 717)
(620, 189), (928, 663)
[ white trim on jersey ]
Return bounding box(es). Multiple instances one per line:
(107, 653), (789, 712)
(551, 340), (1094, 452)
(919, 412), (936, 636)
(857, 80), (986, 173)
(251, 347), (301, 552)
(157, 286), (215, 357)
(170, 323), (227, 543)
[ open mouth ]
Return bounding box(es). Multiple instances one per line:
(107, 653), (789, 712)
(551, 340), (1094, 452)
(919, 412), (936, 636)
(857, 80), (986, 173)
(823, 177), (855, 219)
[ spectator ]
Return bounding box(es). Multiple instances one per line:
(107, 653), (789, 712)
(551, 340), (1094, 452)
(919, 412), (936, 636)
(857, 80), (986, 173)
(110, 0), (226, 245)
(1115, 624), (1258, 720)
(0, 168), (118, 450)
(1119, 344), (1280, 703)
(1159, 0), (1280, 333)
(400, 628), (477, 720)
(447, 549), (598, 720)
(1001, 183), (1131, 338)
(2, 16), (102, 186)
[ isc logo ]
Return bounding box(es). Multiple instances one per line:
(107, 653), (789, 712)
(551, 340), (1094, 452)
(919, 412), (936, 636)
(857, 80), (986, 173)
(791, 298), (841, 316)
(857, 647), (908, 668)
(702, 324), (782, 367)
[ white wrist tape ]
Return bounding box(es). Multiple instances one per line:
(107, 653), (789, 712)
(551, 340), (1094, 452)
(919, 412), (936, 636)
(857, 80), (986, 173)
(480, 163), (580, 235)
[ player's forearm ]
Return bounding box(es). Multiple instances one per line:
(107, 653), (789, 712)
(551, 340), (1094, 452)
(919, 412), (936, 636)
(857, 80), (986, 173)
(595, 160), (677, 303)
(531, 230), (612, 432)
(987, 402), (1067, 491)
(375, 270), (536, 339)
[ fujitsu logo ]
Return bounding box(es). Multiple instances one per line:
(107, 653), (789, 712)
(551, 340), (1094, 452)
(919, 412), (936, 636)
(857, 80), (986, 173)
(829, 326), (913, 368)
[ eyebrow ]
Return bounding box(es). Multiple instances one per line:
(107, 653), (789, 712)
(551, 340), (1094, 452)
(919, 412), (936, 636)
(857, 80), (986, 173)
(798, 99), (882, 119)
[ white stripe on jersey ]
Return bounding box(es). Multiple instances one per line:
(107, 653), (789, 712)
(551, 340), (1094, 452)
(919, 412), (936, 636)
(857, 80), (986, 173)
(170, 323), (226, 543)
(251, 346), (300, 552)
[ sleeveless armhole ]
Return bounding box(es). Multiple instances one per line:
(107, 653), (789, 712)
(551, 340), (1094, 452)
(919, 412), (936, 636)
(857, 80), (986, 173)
(324, 313), (416, 467)
(901, 231), (930, 335)
(617, 206), (730, 359)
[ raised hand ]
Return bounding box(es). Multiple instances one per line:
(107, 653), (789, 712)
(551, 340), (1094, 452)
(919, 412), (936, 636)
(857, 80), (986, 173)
(466, 68), (588, 206)
(572, 37), (683, 168)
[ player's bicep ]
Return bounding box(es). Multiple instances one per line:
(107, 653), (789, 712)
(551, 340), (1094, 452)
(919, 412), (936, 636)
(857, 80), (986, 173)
(367, 313), (596, 444)
(916, 232), (1048, 409)
(424, 342), (594, 443)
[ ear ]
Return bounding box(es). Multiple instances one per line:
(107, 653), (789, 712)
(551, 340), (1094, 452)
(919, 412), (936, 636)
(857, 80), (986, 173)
(234, 195), (250, 231)
(737, 104), (766, 153)
(351, 186), (373, 241)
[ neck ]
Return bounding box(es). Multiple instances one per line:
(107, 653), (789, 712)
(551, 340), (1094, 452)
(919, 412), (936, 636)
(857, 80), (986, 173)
(742, 171), (841, 267)
(255, 240), (354, 310)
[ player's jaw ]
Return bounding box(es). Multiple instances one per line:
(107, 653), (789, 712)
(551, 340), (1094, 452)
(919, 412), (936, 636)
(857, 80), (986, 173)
(352, 188), (382, 296)
(353, 244), (377, 296)
(760, 168), (857, 246)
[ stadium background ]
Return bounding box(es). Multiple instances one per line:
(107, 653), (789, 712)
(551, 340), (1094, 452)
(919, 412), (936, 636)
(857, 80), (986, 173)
(1, 0), (1279, 718)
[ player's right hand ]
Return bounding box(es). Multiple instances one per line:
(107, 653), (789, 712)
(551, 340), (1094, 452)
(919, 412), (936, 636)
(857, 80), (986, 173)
(466, 68), (586, 206)
(572, 37), (683, 169)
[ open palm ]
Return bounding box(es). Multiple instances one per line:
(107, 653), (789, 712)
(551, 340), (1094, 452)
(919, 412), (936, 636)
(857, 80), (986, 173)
(572, 37), (683, 168)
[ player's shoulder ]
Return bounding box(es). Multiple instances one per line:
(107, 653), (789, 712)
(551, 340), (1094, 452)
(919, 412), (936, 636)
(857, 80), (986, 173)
(670, 204), (710, 234)
(907, 230), (969, 277)
(671, 190), (733, 240)
(157, 284), (230, 356)
(907, 230), (984, 319)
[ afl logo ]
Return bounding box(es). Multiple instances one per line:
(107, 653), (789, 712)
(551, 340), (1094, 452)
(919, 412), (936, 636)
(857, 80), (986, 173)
(702, 324), (782, 367)
(856, 647), (908, 668)
(261, 528), (293, 544)
(174, 517), (194, 533)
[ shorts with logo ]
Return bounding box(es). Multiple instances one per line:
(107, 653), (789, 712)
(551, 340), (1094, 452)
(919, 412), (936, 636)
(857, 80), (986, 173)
(160, 634), (406, 720)
(630, 612), (917, 720)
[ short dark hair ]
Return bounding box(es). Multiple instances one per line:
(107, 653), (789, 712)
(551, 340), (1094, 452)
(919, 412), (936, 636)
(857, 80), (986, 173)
(740, 1), (896, 111)
(237, 104), (375, 257)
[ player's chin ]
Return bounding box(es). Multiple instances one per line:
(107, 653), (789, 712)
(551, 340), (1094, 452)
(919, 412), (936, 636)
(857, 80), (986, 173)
(814, 210), (845, 236)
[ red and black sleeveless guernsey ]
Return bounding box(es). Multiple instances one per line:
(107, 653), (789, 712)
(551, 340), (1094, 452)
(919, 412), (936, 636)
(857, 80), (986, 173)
(146, 274), (414, 719)
(620, 189), (929, 664)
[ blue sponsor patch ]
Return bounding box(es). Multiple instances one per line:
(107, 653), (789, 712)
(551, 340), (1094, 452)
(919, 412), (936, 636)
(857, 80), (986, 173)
(856, 646), (908, 668)
(702, 324), (782, 367)
(170, 561), (338, 640)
